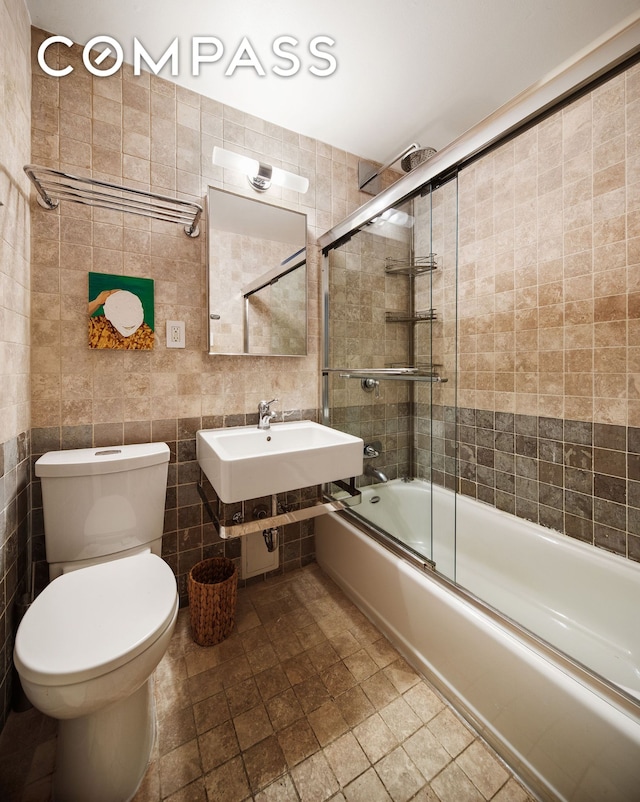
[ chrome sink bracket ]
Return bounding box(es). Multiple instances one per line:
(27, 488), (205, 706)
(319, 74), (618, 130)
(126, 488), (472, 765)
(326, 476), (362, 507)
(197, 479), (219, 528)
(197, 475), (362, 539)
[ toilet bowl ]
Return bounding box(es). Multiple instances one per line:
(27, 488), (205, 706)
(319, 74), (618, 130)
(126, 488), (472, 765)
(14, 551), (179, 802)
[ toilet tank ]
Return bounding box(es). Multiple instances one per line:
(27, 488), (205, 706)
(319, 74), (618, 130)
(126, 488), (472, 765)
(35, 443), (170, 568)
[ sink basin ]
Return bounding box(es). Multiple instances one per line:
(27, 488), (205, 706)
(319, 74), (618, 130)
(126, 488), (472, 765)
(196, 421), (364, 503)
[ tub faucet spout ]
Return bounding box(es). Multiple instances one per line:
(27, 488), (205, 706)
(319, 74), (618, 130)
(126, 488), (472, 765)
(365, 464), (388, 484)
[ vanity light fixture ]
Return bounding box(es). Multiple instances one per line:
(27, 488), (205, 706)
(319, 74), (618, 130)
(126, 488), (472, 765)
(212, 146), (309, 194)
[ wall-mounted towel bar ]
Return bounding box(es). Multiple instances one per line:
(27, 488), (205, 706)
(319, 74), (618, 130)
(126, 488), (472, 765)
(24, 165), (203, 237)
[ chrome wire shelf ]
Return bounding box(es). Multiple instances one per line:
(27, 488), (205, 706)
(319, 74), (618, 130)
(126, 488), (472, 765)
(24, 164), (203, 237)
(385, 309), (436, 323)
(329, 366), (447, 383)
(387, 362), (442, 373)
(385, 254), (437, 275)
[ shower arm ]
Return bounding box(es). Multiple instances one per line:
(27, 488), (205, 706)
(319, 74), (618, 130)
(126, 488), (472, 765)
(358, 143), (421, 191)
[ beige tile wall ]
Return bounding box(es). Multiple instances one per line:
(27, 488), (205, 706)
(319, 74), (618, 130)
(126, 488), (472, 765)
(453, 64), (640, 426)
(29, 28), (370, 429)
(0, 0), (31, 732)
(1, 0), (31, 444)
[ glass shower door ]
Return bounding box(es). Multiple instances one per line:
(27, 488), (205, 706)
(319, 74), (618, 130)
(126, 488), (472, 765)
(412, 179), (458, 580)
(322, 181), (458, 575)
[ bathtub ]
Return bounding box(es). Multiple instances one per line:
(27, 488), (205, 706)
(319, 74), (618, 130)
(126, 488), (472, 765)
(316, 479), (640, 802)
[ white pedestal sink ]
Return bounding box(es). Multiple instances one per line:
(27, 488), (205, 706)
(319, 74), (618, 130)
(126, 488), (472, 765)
(196, 421), (364, 503)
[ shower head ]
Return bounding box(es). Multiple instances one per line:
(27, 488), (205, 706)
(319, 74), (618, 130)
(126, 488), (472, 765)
(401, 147), (437, 173)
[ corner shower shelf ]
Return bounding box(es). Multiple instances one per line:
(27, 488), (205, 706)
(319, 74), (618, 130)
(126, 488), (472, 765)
(24, 165), (203, 237)
(385, 254), (437, 275)
(385, 309), (436, 323)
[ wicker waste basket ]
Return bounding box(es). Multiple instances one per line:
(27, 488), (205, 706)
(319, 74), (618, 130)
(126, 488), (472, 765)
(188, 557), (238, 646)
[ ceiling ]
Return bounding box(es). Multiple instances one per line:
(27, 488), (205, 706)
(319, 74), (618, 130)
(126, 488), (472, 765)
(25, 0), (640, 164)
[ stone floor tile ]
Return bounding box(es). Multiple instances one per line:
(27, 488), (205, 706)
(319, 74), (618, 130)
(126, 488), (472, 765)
(307, 700), (349, 747)
(156, 777), (207, 802)
(242, 734), (288, 794)
(365, 637), (400, 669)
(321, 661), (358, 696)
(266, 687), (305, 731)
(278, 716), (321, 768)
(255, 664), (292, 702)
(306, 640), (341, 673)
(383, 657), (421, 693)
(492, 777), (538, 801)
(297, 622), (328, 650)
(404, 725), (452, 781)
(403, 681), (445, 723)
(352, 713), (398, 764)
(226, 676), (262, 717)
(378, 696), (422, 741)
(456, 740), (510, 798)
(183, 646), (221, 678)
(343, 649), (379, 682)
(428, 708), (476, 758)
(430, 761), (485, 802)
(157, 705), (196, 756)
(291, 752), (340, 802)
(233, 703), (273, 751)
(198, 720), (239, 773)
(360, 670), (399, 708)
(246, 643), (280, 674)
(343, 767), (392, 802)
(282, 652), (317, 686)
(192, 690), (230, 735)
(187, 665), (224, 704)
(239, 624), (271, 653)
(254, 772), (300, 801)
(336, 685), (376, 728)
(220, 655), (253, 689)
(270, 631), (305, 661)
(295, 674), (332, 713)
(158, 738), (202, 799)
(323, 731), (370, 787)
(329, 630), (361, 659)
(375, 745), (426, 802)
(204, 755), (251, 802)
(318, 612), (352, 639)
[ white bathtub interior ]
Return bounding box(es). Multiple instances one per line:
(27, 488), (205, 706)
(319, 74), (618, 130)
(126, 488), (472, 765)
(346, 479), (640, 702)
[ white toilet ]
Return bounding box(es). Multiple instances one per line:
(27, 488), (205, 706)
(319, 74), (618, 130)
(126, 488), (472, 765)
(14, 443), (179, 802)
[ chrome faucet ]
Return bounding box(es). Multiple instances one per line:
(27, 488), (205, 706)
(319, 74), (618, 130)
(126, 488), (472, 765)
(365, 464), (389, 484)
(258, 398), (278, 430)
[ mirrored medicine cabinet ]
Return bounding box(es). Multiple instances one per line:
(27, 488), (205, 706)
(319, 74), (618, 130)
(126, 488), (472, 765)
(207, 187), (307, 356)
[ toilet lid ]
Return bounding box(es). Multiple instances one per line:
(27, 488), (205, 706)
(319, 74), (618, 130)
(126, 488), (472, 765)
(14, 552), (178, 687)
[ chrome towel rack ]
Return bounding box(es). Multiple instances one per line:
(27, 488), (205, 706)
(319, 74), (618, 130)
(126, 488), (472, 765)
(24, 165), (203, 237)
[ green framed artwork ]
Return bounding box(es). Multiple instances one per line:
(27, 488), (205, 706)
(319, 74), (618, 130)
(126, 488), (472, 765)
(88, 272), (155, 350)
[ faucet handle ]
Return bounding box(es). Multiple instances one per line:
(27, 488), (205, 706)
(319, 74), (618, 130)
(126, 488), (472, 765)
(259, 398), (278, 408)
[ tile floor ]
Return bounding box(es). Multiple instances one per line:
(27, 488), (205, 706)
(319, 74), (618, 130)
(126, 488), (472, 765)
(0, 563), (535, 802)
